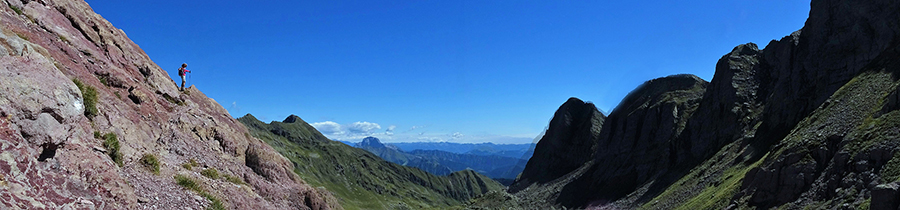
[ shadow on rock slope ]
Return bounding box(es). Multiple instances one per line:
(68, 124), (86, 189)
(502, 0), (900, 209)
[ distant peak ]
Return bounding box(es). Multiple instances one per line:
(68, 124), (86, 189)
(240, 113), (257, 120)
(283, 115), (303, 123)
(358, 136), (385, 148)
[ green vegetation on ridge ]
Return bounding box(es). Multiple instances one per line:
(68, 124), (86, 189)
(174, 174), (226, 210)
(93, 131), (122, 167)
(238, 114), (503, 210)
(140, 153), (160, 175)
(73, 78), (98, 119)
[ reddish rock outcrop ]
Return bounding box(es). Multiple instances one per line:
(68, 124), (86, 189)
(0, 0), (340, 209)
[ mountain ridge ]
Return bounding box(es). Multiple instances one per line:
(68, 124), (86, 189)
(493, 0), (900, 209)
(238, 114), (504, 210)
(354, 136), (527, 180)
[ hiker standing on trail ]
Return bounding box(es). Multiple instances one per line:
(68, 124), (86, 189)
(178, 63), (190, 91)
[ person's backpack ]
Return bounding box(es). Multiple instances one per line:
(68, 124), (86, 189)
(178, 67), (184, 76)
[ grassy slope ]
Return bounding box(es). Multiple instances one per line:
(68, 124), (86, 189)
(642, 69), (900, 209)
(238, 115), (503, 210)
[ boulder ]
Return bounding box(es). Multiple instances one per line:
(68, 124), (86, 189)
(873, 182), (900, 210)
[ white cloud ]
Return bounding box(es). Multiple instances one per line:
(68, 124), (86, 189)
(228, 101), (241, 113)
(347, 121), (381, 134)
(417, 136), (445, 142)
(311, 121), (383, 139)
(310, 121), (343, 135)
(407, 125), (426, 132)
(450, 132), (463, 139)
(307, 121), (535, 144)
(385, 125), (396, 136)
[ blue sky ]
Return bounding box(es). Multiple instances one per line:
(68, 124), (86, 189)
(86, 1), (809, 143)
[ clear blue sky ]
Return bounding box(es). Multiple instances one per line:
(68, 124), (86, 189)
(86, 1), (809, 143)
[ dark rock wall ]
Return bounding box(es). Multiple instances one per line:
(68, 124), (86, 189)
(510, 97), (604, 192)
(752, 0), (900, 153)
(514, 0), (900, 209)
(557, 75), (707, 206)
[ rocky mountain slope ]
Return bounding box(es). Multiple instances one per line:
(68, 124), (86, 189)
(488, 0), (900, 209)
(0, 0), (339, 209)
(238, 114), (504, 210)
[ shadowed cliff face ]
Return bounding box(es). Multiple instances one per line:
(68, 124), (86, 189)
(0, 0), (338, 209)
(558, 75), (707, 206)
(510, 97), (605, 193)
(506, 0), (900, 209)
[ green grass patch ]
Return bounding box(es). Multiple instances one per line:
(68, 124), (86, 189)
(182, 158), (199, 170)
(10, 5), (22, 15)
(675, 154), (766, 210)
(53, 62), (65, 71)
(881, 148), (900, 182)
(859, 198), (871, 210)
(848, 110), (900, 158)
(223, 174), (245, 185)
(97, 75), (109, 87)
(175, 174), (226, 210)
(73, 79), (99, 119)
(15, 32), (27, 41)
(206, 196), (226, 210)
(96, 132), (122, 167)
(140, 153), (161, 175)
(162, 93), (184, 106)
(175, 174), (202, 193)
(201, 168), (219, 179)
(640, 140), (768, 210)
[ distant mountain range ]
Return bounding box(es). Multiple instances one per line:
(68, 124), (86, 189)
(340, 140), (536, 159)
(391, 142), (535, 159)
(354, 137), (531, 183)
(238, 115), (503, 209)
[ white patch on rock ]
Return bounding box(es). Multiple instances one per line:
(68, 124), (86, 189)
(73, 98), (84, 114)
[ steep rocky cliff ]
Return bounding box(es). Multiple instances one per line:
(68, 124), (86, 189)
(511, 97), (605, 192)
(502, 0), (900, 209)
(0, 0), (338, 209)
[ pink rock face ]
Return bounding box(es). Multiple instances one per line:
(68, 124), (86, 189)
(0, 0), (340, 209)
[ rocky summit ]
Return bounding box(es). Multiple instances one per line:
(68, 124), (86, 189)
(0, 0), (338, 209)
(358, 136), (388, 148)
(495, 0), (900, 209)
